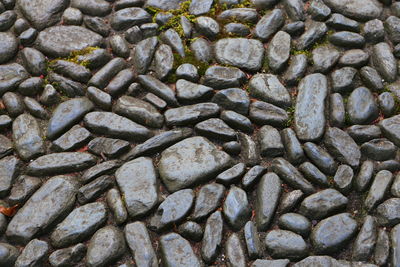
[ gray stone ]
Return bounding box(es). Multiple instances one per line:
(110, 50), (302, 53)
(160, 233), (201, 267)
(0, 32), (17, 65)
(254, 9), (284, 41)
(267, 31), (291, 73)
(49, 243), (86, 267)
(378, 92), (396, 117)
(37, 26), (103, 57)
(77, 175), (113, 204)
(294, 73), (328, 141)
(379, 115), (400, 147)
(329, 93), (345, 128)
(195, 16), (220, 39)
(256, 173), (282, 231)
(51, 202), (107, 248)
(283, 54), (307, 85)
(312, 45), (340, 73)
(278, 189), (304, 214)
(352, 215), (377, 261)
(0, 64), (29, 96)
(259, 125), (284, 157)
(299, 162), (329, 186)
(111, 7), (151, 30)
(339, 49), (369, 68)
(238, 133), (260, 166)
(195, 118), (236, 141)
(133, 37), (158, 75)
(391, 224), (400, 266)
(299, 189), (348, 220)
(116, 157), (158, 218)
(249, 101), (288, 128)
(354, 162), (373, 192)
(278, 213), (311, 237)
(296, 21), (327, 50)
(252, 259), (289, 267)
(281, 128), (305, 164)
(364, 170), (393, 211)
(216, 163), (245, 185)
(265, 230), (308, 260)
(329, 31), (365, 48)
(189, 0), (213, 15)
(52, 125), (91, 152)
(333, 165), (353, 193)
(178, 221), (203, 242)
(201, 211), (223, 263)
(212, 88), (250, 115)
(154, 44), (173, 80)
(12, 114), (44, 160)
(223, 186), (251, 230)
(203, 66), (246, 89)
(374, 229), (389, 266)
(6, 176), (78, 244)
(137, 75), (178, 106)
(303, 142), (337, 175)
(221, 110), (253, 133)
(160, 29), (186, 56)
(311, 213), (358, 254)
(249, 74), (291, 108)
(176, 79), (213, 104)
(0, 243), (19, 267)
(86, 226), (126, 267)
(125, 222), (158, 267)
(0, 156), (20, 197)
(244, 221), (262, 259)
(15, 239), (48, 267)
(376, 198), (400, 226)
(215, 38), (264, 71)
(9, 175), (41, 205)
(89, 58), (127, 89)
(331, 67), (357, 93)
(226, 233), (246, 267)
(371, 42), (397, 82)
(284, 0), (305, 21)
(361, 138), (397, 161)
(145, 0), (186, 10)
(347, 87), (379, 124)
(326, 13), (360, 31)
(322, 0), (383, 21)
(190, 38), (212, 63)
(191, 183), (225, 221)
(106, 189), (127, 225)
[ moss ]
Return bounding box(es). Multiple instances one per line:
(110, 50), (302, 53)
(344, 112), (351, 125)
(285, 106), (296, 127)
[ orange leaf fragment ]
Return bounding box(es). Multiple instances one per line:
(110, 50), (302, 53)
(0, 204), (19, 217)
(76, 145), (89, 152)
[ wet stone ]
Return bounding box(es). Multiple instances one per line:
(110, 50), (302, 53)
(106, 189), (127, 225)
(137, 75), (178, 106)
(296, 21), (328, 50)
(194, 16), (220, 40)
(190, 38), (212, 63)
(178, 221), (203, 242)
(265, 230), (308, 260)
(215, 38), (264, 71)
(18, 77), (44, 97)
(51, 202), (107, 248)
(39, 85), (60, 106)
(133, 37), (158, 75)
(189, 0), (212, 15)
(160, 233), (201, 267)
(165, 103), (220, 127)
(212, 88), (250, 115)
(86, 86), (112, 110)
(392, 174), (400, 197)
(364, 19), (384, 43)
(254, 9), (284, 41)
(223, 185), (251, 230)
(284, 0), (305, 21)
(176, 79), (213, 104)
(330, 93), (345, 128)
(77, 175), (113, 204)
(360, 66), (383, 91)
(304, 142), (337, 175)
(249, 74), (291, 108)
(267, 31), (291, 73)
(371, 42), (397, 82)
(252, 259), (290, 267)
(323, 127), (361, 168)
(203, 66), (246, 89)
(299, 189), (348, 220)
(333, 165), (354, 193)
(0, 156), (21, 197)
(361, 138), (397, 161)
(312, 46), (340, 73)
(226, 233), (246, 267)
(379, 115), (400, 147)
(116, 157), (158, 218)
(339, 49), (369, 68)
(223, 141), (241, 156)
(62, 7), (83, 25)
(374, 228), (389, 266)
(323, 0), (383, 21)
(160, 29), (185, 57)
(202, 211), (223, 264)
(299, 162), (329, 186)
(14, 239), (48, 267)
(0, 243), (19, 266)
(49, 243), (86, 267)
(364, 170), (393, 211)
(347, 87), (378, 125)
(278, 213), (311, 237)
(24, 97), (49, 120)
(329, 31), (365, 48)
(84, 112), (152, 142)
(223, 22), (250, 37)
(281, 128), (305, 165)
(347, 125), (382, 144)
(124, 222), (157, 267)
(195, 118), (237, 141)
(375, 198), (400, 226)
(244, 221), (262, 259)
(6, 175), (78, 244)
(238, 133), (261, 166)
(220, 110), (253, 133)
(308, 0), (331, 20)
(86, 226), (126, 267)
(294, 73), (328, 141)
(52, 125), (91, 152)
(256, 172), (282, 231)
(150, 189), (194, 231)
(216, 163), (245, 185)
(88, 137), (130, 158)
(378, 92), (395, 117)
(12, 114), (44, 161)
(249, 101), (288, 128)
(191, 183), (225, 221)
(283, 54), (307, 85)
(331, 67), (357, 93)
(144, 93), (167, 110)
(385, 16), (400, 44)
(0, 63), (29, 96)
(0, 135), (12, 159)
(176, 64), (199, 82)
(311, 213), (358, 254)
(111, 7), (151, 30)
(278, 190), (304, 213)
(8, 175), (41, 206)
(352, 215), (377, 261)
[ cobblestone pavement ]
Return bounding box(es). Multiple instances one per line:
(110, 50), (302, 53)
(0, 0), (400, 266)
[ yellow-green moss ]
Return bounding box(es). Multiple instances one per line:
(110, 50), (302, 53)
(285, 106), (296, 127)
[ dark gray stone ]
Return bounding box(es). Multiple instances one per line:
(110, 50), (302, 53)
(106, 189), (127, 225)
(238, 133), (260, 166)
(133, 37), (158, 75)
(77, 175), (113, 204)
(178, 221), (203, 242)
(195, 118), (236, 141)
(88, 137), (129, 158)
(212, 88), (249, 115)
(312, 45), (340, 73)
(329, 93), (345, 128)
(249, 101), (288, 127)
(223, 186), (250, 231)
(0, 243), (19, 267)
(364, 170), (393, 211)
(339, 49), (369, 68)
(201, 211), (223, 263)
(226, 233), (246, 267)
(89, 58), (127, 89)
(0, 64), (29, 96)
(374, 229), (389, 266)
(110, 7), (151, 30)
(267, 31), (291, 73)
(216, 163), (245, 185)
(376, 198), (400, 226)
(191, 183), (225, 221)
(352, 215), (377, 261)
(259, 125), (284, 157)
(244, 221), (262, 259)
(265, 230), (308, 260)
(165, 103), (220, 127)
(299, 162), (329, 186)
(283, 54), (307, 85)
(278, 213), (311, 237)
(303, 142), (337, 175)
(323, 0), (383, 21)
(12, 114), (44, 160)
(49, 243), (86, 267)
(176, 79), (213, 104)
(371, 42), (397, 82)
(160, 233), (201, 267)
(203, 66), (246, 89)
(333, 165), (353, 193)
(281, 128), (305, 164)
(249, 74), (291, 108)
(347, 87), (378, 124)
(254, 9), (284, 41)
(137, 75), (178, 106)
(52, 125), (91, 152)
(361, 138), (397, 161)
(296, 21), (327, 50)
(329, 31), (365, 48)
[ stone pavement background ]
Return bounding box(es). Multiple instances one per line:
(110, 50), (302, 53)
(0, 0), (400, 266)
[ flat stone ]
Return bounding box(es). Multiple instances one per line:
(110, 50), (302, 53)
(259, 125), (284, 157)
(265, 230), (308, 260)
(252, 259), (289, 267)
(165, 103), (220, 127)
(15, 239), (48, 267)
(374, 229), (389, 266)
(203, 66), (246, 89)
(52, 125), (91, 152)
(249, 101), (288, 128)
(0, 32), (17, 64)
(71, 0), (111, 16)
(347, 87), (379, 124)
(51, 202), (107, 248)
(371, 42), (397, 82)
(0, 156), (21, 197)
(9, 175), (41, 205)
(189, 0), (213, 15)
(299, 189), (348, 220)
(296, 21), (328, 50)
(84, 112), (152, 142)
(12, 114), (44, 160)
(0, 64), (29, 96)
(137, 75), (178, 106)
(47, 97), (94, 140)
(379, 115), (400, 147)
(364, 170), (393, 211)
(281, 128), (305, 164)
(124, 222), (158, 267)
(223, 186), (251, 231)
(77, 175), (113, 204)
(116, 157), (158, 218)
(352, 216), (377, 261)
(249, 74), (291, 108)
(361, 138), (397, 161)
(111, 7), (151, 30)
(195, 118), (236, 141)
(254, 9), (284, 41)
(202, 211), (223, 263)
(221, 110), (253, 133)
(150, 189), (194, 231)
(176, 79), (213, 103)
(160, 233), (201, 267)
(216, 163), (245, 185)
(294, 73), (328, 141)
(133, 37), (158, 75)
(323, 0), (383, 21)
(311, 213), (358, 254)
(226, 233), (246, 267)
(49, 243), (86, 267)
(278, 213), (311, 237)
(26, 152), (97, 176)
(212, 88), (250, 115)
(191, 183), (225, 221)
(106, 189), (127, 225)
(312, 45), (340, 73)
(215, 38), (264, 71)
(256, 172), (282, 231)
(333, 165), (353, 193)
(376, 198), (400, 226)
(6, 175), (78, 244)
(37, 26), (103, 57)
(303, 142), (337, 175)
(391, 224), (400, 267)
(17, 0), (69, 30)
(88, 137), (129, 159)
(238, 133), (261, 166)
(244, 221), (262, 259)
(267, 31), (291, 73)
(145, 0), (186, 10)
(86, 226), (126, 267)
(299, 162), (329, 186)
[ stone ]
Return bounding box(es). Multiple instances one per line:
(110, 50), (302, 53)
(322, 0), (383, 21)
(116, 157), (158, 218)
(216, 163), (246, 185)
(195, 118), (236, 141)
(189, 0), (213, 15)
(294, 74), (328, 141)
(376, 198), (400, 227)
(352, 216), (377, 261)
(137, 75), (178, 106)
(52, 125), (91, 152)
(89, 58), (127, 89)
(191, 183), (225, 221)
(303, 142), (337, 175)
(238, 133), (261, 166)
(371, 42), (397, 82)
(296, 21), (328, 50)
(244, 221), (262, 259)
(49, 243), (86, 267)
(281, 128), (305, 164)
(212, 88), (250, 115)
(0, 63), (29, 96)
(259, 125), (284, 157)
(124, 222), (158, 267)
(299, 162), (329, 186)
(249, 101), (288, 128)
(176, 79), (213, 104)
(226, 233), (246, 267)
(194, 16), (220, 39)
(374, 229), (389, 266)
(278, 213), (311, 237)
(299, 189), (348, 220)
(214, 38), (264, 71)
(385, 16), (400, 44)
(159, 136), (232, 192)
(323, 127), (361, 168)
(265, 230), (308, 260)
(254, 9), (284, 41)
(331, 67), (357, 93)
(47, 97), (94, 140)
(278, 190), (304, 213)
(203, 66), (246, 89)
(311, 213), (358, 254)
(252, 259), (290, 267)
(86, 226), (126, 267)
(17, 0), (68, 30)
(133, 37), (158, 75)
(391, 224), (400, 266)
(329, 31), (365, 48)
(37, 26), (103, 57)
(249, 74), (291, 108)
(50, 202), (107, 248)
(0, 243), (19, 266)
(84, 112), (152, 142)
(312, 46), (340, 73)
(284, 0), (305, 21)
(14, 239), (48, 267)
(160, 233), (201, 267)
(271, 157), (316, 194)
(12, 114), (44, 160)
(71, 0), (110, 16)
(333, 165), (353, 193)
(0, 32), (17, 65)
(347, 87), (379, 124)
(6, 176), (78, 244)
(111, 7), (151, 30)
(223, 186), (251, 231)
(361, 138), (397, 161)
(329, 93), (345, 128)
(256, 173), (282, 231)
(178, 221), (203, 242)
(202, 211), (223, 263)
(153, 44), (173, 80)
(221, 110), (253, 133)
(364, 170), (393, 211)
(379, 115), (400, 147)
(267, 31), (291, 73)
